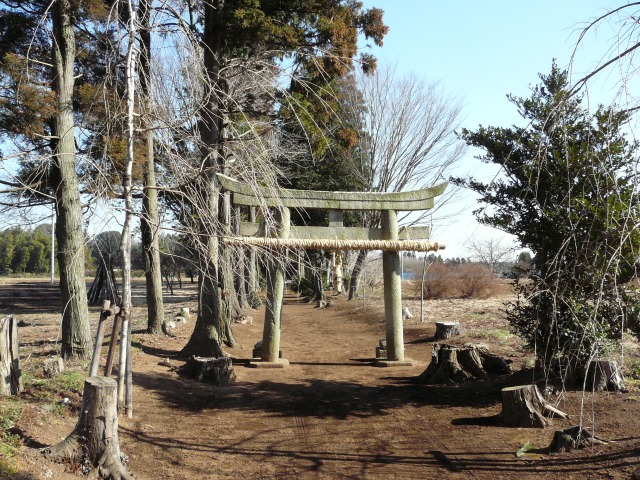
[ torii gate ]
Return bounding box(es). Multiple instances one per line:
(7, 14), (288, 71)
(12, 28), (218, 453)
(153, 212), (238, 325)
(218, 174), (447, 368)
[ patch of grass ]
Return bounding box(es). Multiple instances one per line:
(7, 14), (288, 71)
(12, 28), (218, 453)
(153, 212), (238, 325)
(0, 399), (24, 474)
(51, 371), (84, 393)
(22, 369), (84, 417)
(468, 328), (514, 343)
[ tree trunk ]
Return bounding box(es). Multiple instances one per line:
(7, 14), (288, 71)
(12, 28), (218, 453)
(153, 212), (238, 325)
(348, 249), (366, 300)
(310, 253), (324, 302)
(333, 251), (344, 294)
(219, 190), (239, 346)
(40, 376), (133, 479)
(246, 207), (261, 308)
(139, 0), (165, 335)
(0, 315), (22, 395)
(180, 0), (225, 358)
(51, 0), (92, 360)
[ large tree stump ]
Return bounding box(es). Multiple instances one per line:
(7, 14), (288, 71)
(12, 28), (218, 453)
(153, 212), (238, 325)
(40, 376), (132, 479)
(0, 315), (22, 395)
(435, 321), (462, 340)
(417, 343), (511, 384)
(184, 356), (236, 386)
(585, 360), (624, 392)
(498, 385), (567, 428)
(548, 425), (606, 453)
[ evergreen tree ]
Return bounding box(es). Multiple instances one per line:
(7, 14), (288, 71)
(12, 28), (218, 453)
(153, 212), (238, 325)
(455, 64), (640, 369)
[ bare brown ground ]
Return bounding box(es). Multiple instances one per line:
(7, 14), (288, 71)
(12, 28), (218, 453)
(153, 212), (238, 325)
(3, 279), (640, 479)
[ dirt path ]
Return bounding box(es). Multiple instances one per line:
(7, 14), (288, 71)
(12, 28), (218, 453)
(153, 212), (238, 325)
(120, 294), (640, 480)
(7, 282), (640, 479)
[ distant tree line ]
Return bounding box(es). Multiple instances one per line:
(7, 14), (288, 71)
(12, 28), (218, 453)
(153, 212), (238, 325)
(0, 225), (53, 275)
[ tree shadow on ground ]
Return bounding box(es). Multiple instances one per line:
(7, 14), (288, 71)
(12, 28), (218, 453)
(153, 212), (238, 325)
(0, 283), (62, 314)
(132, 368), (543, 420)
(118, 418), (640, 478)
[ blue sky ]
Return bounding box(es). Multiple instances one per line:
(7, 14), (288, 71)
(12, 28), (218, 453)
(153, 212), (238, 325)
(361, 1), (627, 258)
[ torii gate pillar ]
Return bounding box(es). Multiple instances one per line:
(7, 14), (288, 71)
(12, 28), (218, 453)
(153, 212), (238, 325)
(253, 207), (290, 368)
(376, 209), (415, 367)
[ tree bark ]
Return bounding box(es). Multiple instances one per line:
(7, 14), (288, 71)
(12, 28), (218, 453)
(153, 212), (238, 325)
(51, 0), (92, 360)
(219, 190), (239, 346)
(348, 249), (366, 300)
(139, 0), (165, 335)
(548, 425), (606, 453)
(181, 0), (226, 358)
(246, 206), (261, 308)
(183, 356), (236, 386)
(585, 359), (624, 392)
(417, 343), (512, 384)
(498, 385), (567, 428)
(435, 321), (462, 340)
(0, 315), (22, 395)
(40, 376), (133, 479)
(499, 385), (548, 428)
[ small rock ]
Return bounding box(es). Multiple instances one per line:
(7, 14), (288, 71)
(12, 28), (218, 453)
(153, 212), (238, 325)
(233, 315), (253, 325)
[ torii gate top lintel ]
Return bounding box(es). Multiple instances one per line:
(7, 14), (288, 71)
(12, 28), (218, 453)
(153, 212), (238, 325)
(217, 173), (448, 212)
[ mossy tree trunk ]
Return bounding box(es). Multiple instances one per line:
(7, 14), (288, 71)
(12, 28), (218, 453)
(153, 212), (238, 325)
(51, 0), (92, 360)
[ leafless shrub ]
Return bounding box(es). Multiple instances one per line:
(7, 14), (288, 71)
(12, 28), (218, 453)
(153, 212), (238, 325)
(408, 262), (500, 300)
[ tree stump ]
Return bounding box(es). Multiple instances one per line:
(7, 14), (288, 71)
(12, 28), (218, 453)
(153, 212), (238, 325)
(40, 376), (132, 479)
(435, 321), (462, 340)
(548, 425), (606, 453)
(498, 385), (568, 428)
(42, 357), (64, 378)
(416, 343), (511, 384)
(0, 315), (22, 395)
(184, 356), (236, 386)
(585, 360), (624, 391)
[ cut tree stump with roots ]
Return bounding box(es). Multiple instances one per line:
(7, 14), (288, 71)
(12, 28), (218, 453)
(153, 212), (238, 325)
(499, 385), (568, 428)
(417, 343), (512, 384)
(0, 315), (22, 395)
(183, 356), (236, 386)
(40, 376), (132, 479)
(548, 425), (606, 453)
(586, 360), (624, 392)
(434, 322), (462, 340)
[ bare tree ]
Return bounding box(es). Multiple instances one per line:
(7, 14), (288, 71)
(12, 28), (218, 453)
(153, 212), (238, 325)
(468, 237), (514, 274)
(347, 65), (466, 299)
